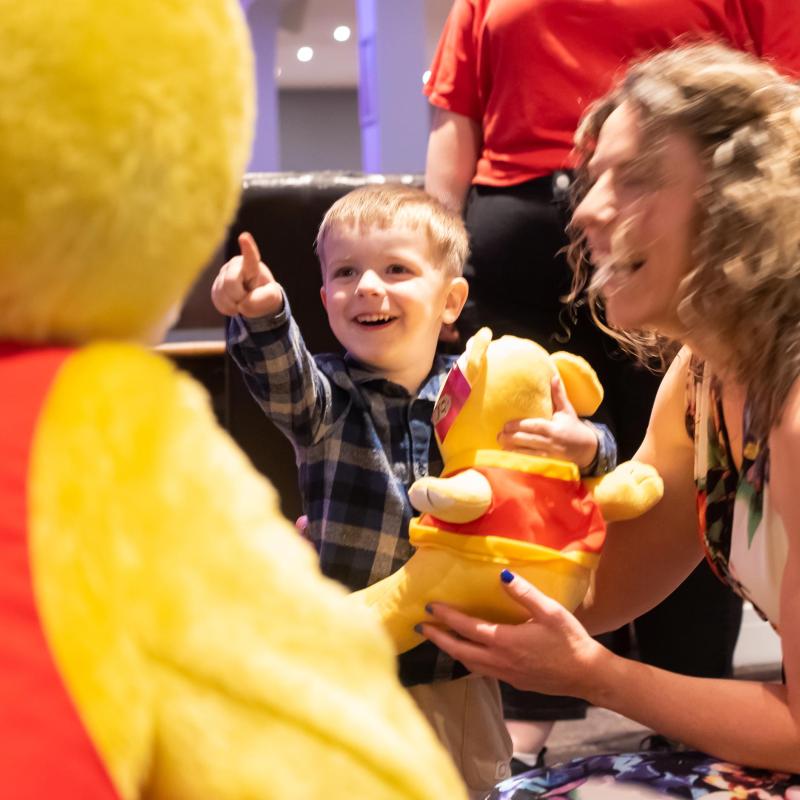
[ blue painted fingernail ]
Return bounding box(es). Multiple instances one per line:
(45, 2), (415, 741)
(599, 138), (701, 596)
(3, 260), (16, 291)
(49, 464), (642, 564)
(414, 624), (424, 634)
(500, 569), (515, 584)
(424, 604), (433, 615)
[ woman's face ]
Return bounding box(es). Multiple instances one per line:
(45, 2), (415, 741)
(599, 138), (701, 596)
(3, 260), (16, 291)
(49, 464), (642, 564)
(572, 101), (705, 336)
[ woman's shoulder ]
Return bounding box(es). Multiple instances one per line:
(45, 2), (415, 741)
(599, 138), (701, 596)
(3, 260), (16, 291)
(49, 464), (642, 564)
(762, 375), (800, 507)
(634, 347), (696, 464)
(657, 346), (696, 410)
(771, 376), (800, 449)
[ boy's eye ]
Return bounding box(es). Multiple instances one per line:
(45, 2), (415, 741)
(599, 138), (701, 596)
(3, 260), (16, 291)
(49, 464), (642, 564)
(332, 266), (355, 279)
(386, 263), (410, 275)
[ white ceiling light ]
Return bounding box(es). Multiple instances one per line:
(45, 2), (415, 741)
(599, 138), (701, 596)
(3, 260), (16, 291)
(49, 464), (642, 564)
(422, 70), (431, 85)
(296, 46), (314, 63)
(333, 25), (351, 43)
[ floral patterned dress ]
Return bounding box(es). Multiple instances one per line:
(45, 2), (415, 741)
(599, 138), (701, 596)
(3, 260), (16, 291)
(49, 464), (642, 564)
(688, 358), (786, 628)
(488, 358), (796, 799)
(489, 750), (799, 799)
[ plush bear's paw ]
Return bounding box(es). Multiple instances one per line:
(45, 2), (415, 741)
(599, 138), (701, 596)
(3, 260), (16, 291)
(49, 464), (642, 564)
(409, 477), (455, 514)
(590, 460), (664, 522)
(409, 470), (492, 524)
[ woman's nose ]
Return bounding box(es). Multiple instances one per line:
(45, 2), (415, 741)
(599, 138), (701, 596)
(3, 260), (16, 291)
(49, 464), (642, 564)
(573, 176), (617, 230)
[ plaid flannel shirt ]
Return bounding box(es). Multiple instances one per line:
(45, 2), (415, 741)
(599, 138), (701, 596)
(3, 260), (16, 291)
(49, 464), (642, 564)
(228, 298), (466, 685)
(227, 297), (617, 686)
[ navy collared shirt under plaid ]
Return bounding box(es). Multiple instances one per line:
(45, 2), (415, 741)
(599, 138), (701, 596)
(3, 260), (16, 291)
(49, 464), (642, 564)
(227, 297), (466, 686)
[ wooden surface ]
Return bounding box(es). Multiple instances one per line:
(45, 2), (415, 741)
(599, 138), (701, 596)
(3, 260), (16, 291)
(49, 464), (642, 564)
(156, 326), (225, 357)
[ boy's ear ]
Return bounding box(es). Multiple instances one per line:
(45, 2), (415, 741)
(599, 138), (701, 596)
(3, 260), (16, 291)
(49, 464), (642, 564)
(442, 276), (469, 325)
(319, 285), (328, 311)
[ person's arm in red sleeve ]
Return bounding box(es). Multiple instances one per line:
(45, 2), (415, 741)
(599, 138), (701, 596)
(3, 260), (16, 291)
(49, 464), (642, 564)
(424, 0), (484, 213)
(425, 109), (481, 214)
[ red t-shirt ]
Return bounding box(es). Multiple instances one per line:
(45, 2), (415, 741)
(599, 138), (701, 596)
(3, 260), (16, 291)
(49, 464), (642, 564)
(425, 0), (800, 186)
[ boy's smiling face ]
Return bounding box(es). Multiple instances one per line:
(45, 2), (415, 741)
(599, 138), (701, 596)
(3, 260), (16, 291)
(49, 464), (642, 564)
(320, 222), (467, 392)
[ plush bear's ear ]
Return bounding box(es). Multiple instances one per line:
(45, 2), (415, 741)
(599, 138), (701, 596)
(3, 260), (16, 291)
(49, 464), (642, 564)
(551, 352), (604, 416)
(464, 327), (493, 384)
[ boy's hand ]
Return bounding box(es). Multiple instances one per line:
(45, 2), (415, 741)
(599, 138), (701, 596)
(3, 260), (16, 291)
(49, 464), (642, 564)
(497, 375), (599, 469)
(211, 232), (284, 319)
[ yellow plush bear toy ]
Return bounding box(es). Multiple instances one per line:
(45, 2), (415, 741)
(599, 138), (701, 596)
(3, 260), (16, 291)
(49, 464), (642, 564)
(354, 329), (663, 653)
(0, 2), (465, 798)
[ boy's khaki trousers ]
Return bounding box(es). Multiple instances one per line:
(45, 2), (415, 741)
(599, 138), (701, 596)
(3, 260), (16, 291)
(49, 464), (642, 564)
(409, 675), (513, 799)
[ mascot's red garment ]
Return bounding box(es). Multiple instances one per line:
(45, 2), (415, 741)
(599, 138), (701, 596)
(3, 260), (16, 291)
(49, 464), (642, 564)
(0, 344), (119, 799)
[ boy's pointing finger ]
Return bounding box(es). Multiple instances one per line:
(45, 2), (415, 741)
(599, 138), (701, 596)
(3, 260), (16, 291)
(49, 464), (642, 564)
(238, 231), (262, 283)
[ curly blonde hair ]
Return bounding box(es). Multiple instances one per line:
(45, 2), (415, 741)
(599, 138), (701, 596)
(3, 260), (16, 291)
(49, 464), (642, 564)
(567, 43), (800, 436)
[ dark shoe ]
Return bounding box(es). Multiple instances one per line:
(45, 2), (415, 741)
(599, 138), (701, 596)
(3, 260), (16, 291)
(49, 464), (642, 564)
(509, 748), (547, 775)
(640, 734), (681, 752)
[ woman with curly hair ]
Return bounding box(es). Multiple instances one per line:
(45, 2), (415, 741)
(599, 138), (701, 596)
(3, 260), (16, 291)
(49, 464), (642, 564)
(421, 43), (800, 795)
(425, 2), (800, 770)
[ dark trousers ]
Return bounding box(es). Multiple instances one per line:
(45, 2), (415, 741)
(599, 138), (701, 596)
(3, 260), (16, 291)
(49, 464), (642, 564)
(461, 179), (743, 722)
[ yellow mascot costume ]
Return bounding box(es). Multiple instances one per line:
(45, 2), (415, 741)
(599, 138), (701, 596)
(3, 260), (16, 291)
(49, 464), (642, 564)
(0, 1), (465, 798)
(354, 329), (663, 653)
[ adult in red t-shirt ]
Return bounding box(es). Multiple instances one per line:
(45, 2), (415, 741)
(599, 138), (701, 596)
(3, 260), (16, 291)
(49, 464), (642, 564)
(424, 0), (800, 772)
(426, 0), (800, 193)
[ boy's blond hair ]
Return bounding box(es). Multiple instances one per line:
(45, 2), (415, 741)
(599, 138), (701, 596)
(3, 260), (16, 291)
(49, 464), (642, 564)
(316, 184), (469, 277)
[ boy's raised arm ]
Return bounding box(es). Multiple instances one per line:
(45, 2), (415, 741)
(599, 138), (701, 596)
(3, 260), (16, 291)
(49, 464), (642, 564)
(214, 232), (337, 447)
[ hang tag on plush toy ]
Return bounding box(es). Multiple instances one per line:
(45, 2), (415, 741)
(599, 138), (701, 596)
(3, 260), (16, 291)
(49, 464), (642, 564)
(432, 355), (471, 445)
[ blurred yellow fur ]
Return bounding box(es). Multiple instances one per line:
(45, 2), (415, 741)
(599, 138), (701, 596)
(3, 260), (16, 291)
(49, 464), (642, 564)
(1, 0), (466, 797)
(0, 1), (252, 343)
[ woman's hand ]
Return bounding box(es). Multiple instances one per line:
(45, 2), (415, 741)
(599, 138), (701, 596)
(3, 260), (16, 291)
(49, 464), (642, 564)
(420, 570), (609, 698)
(498, 376), (599, 469)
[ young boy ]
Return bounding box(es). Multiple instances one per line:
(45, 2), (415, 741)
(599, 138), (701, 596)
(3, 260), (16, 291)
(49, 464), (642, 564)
(211, 184), (614, 796)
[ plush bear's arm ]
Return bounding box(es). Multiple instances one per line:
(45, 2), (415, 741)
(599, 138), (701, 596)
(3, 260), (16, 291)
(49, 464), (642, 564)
(408, 469), (492, 523)
(585, 460), (664, 522)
